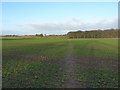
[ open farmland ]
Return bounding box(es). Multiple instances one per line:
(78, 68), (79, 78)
(2, 38), (118, 88)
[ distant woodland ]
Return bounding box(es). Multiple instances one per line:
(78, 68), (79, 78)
(2, 29), (119, 38)
(67, 29), (119, 38)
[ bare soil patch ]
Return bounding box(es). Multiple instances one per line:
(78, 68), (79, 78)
(74, 56), (118, 71)
(2, 53), (63, 64)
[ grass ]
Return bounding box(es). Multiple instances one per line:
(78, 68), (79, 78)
(75, 68), (118, 88)
(71, 39), (118, 57)
(3, 59), (64, 88)
(2, 38), (118, 88)
(71, 39), (118, 88)
(2, 38), (68, 88)
(3, 38), (68, 59)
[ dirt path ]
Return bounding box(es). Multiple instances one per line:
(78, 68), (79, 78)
(60, 40), (80, 88)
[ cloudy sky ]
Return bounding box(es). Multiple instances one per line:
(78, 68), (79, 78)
(2, 2), (118, 35)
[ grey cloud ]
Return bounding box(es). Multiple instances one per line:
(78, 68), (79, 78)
(17, 18), (117, 35)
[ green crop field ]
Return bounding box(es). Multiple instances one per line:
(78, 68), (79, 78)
(2, 38), (118, 88)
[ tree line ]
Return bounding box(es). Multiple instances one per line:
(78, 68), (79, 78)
(2, 29), (119, 38)
(67, 29), (119, 38)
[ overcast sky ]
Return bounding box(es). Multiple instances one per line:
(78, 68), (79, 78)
(2, 2), (118, 35)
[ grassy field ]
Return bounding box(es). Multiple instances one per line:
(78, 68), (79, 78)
(2, 38), (118, 88)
